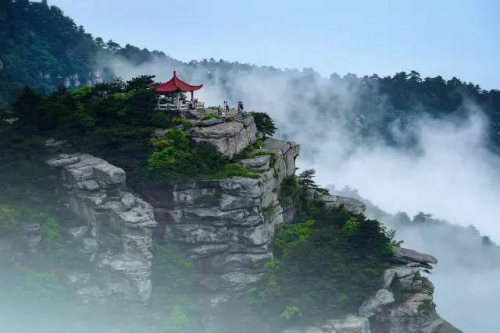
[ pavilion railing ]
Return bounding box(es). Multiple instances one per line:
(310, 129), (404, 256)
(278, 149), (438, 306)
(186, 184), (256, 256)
(157, 102), (205, 111)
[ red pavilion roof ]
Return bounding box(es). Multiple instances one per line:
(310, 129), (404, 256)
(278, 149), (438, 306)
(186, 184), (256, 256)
(154, 71), (203, 93)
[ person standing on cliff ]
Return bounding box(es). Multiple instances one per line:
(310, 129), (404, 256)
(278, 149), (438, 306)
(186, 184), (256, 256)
(237, 101), (245, 117)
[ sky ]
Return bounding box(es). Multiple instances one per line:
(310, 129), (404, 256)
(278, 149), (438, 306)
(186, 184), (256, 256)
(43, 0), (500, 89)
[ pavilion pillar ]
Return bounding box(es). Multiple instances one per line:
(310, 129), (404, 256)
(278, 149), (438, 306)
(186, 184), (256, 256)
(190, 91), (194, 102)
(176, 92), (180, 110)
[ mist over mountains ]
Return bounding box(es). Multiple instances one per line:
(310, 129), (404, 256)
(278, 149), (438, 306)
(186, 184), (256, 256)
(1, 1), (500, 332)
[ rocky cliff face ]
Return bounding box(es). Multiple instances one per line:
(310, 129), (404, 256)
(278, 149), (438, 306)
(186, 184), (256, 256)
(190, 116), (259, 159)
(367, 248), (461, 333)
(43, 116), (461, 333)
(46, 153), (157, 304)
(284, 248), (462, 333)
(142, 136), (300, 293)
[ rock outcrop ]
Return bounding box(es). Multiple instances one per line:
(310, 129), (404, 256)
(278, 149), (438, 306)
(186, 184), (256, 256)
(367, 248), (462, 333)
(282, 248), (461, 333)
(143, 136), (300, 293)
(189, 116), (258, 158)
(307, 189), (367, 215)
(42, 117), (460, 333)
(46, 153), (157, 304)
(284, 315), (371, 333)
(319, 195), (367, 215)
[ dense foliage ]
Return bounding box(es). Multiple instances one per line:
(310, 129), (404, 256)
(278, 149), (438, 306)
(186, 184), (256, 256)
(249, 170), (396, 327)
(2, 2), (497, 332)
(251, 112), (277, 137)
(0, 0), (97, 105)
(0, 0), (179, 106)
(2, 1), (500, 153)
(2, 76), (258, 188)
(147, 129), (259, 182)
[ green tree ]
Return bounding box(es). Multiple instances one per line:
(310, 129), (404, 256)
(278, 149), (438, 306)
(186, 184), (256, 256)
(251, 112), (277, 137)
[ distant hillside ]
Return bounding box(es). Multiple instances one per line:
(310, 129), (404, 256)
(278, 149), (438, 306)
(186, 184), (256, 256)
(0, 0), (178, 106)
(1, 0), (500, 148)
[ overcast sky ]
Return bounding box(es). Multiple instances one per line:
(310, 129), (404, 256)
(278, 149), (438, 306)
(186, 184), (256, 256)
(44, 0), (499, 89)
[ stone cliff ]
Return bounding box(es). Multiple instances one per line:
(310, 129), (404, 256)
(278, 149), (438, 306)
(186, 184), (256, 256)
(43, 116), (461, 332)
(142, 135), (300, 293)
(46, 153), (157, 304)
(284, 247), (461, 333)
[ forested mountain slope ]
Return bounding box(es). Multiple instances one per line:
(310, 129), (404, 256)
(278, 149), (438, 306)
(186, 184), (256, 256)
(1, 0), (500, 149)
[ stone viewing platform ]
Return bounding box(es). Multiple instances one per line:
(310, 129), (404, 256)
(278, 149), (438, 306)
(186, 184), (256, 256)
(189, 116), (259, 159)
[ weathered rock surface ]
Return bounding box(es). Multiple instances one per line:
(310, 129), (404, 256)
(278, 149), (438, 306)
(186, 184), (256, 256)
(393, 247), (438, 265)
(46, 153), (157, 304)
(190, 116), (258, 158)
(67, 226), (89, 240)
(285, 248), (460, 333)
(324, 315), (371, 333)
(44, 130), (460, 333)
(319, 195), (366, 215)
(368, 248), (462, 333)
(306, 190), (366, 215)
(359, 289), (395, 318)
(143, 136), (300, 292)
(285, 315), (371, 333)
(237, 155), (271, 172)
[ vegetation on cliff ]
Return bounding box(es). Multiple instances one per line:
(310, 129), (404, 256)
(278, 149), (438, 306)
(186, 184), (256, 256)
(1, 76), (260, 189)
(2, 1), (499, 155)
(247, 171), (397, 328)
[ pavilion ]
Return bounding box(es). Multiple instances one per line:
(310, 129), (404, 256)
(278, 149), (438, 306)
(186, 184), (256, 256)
(153, 71), (204, 111)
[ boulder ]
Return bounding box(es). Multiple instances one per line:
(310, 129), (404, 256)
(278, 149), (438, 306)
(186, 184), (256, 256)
(93, 163), (126, 186)
(199, 118), (224, 127)
(220, 177), (264, 198)
(393, 247), (438, 265)
(121, 193), (136, 210)
(190, 117), (258, 159)
(323, 315), (371, 333)
(46, 154), (80, 167)
(220, 194), (259, 211)
(67, 226), (89, 240)
(383, 266), (420, 290)
(219, 271), (264, 290)
(81, 238), (99, 254)
(187, 244), (229, 258)
(359, 288), (395, 318)
(174, 225), (227, 244)
(45, 138), (68, 152)
(262, 138), (300, 183)
(238, 155), (271, 172)
(97, 253), (153, 302)
(77, 179), (100, 191)
(318, 195), (366, 215)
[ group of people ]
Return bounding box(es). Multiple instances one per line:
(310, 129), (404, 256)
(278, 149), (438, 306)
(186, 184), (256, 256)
(216, 100), (246, 118)
(192, 98), (199, 109)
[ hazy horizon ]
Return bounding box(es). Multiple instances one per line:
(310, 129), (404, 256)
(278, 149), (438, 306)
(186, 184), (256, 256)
(38, 0), (500, 90)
